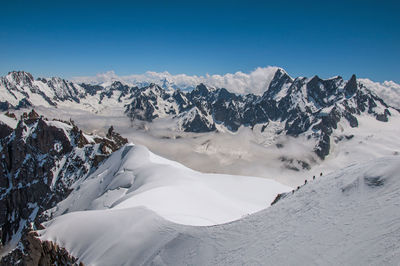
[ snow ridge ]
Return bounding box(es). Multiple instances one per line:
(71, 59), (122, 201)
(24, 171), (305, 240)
(38, 156), (400, 265)
(46, 143), (291, 226)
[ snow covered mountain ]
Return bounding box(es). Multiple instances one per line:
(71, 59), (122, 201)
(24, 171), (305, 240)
(44, 143), (290, 226)
(0, 110), (127, 261)
(1, 69), (399, 160)
(35, 155), (400, 265)
(1, 141), (290, 264)
(1, 64), (400, 264)
(0, 71), (136, 113)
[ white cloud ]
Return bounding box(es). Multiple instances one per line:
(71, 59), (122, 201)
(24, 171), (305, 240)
(359, 78), (400, 109)
(72, 66), (282, 95)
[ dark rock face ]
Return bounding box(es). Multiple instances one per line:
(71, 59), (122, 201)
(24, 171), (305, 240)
(0, 110), (127, 261)
(106, 125), (128, 148)
(180, 108), (216, 133)
(263, 69), (294, 99)
(0, 102), (12, 111)
(344, 74), (358, 97)
(15, 98), (33, 109)
(79, 83), (104, 96)
(125, 84), (170, 122)
(0, 122), (12, 139)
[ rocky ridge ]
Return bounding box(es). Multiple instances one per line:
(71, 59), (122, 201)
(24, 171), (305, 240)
(0, 110), (127, 264)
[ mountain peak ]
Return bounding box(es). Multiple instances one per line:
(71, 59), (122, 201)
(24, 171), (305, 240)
(344, 74), (358, 96)
(192, 83), (211, 96)
(6, 70), (34, 85)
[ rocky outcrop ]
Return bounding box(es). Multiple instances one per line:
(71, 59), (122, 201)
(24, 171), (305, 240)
(26, 231), (82, 266)
(106, 125), (128, 148)
(2, 229), (83, 266)
(270, 192), (290, 206)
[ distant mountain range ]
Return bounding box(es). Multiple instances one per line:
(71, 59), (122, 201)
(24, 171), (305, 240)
(71, 67), (281, 95)
(1, 69), (399, 160)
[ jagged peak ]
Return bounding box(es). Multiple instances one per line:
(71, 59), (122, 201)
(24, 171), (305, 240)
(37, 76), (72, 87)
(143, 83), (163, 91)
(110, 80), (124, 87)
(307, 75), (344, 88)
(7, 70), (34, 78)
(308, 75), (322, 84)
(107, 79), (134, 88)
(191, 83), (217, 96)
(270, 68), (294, 84)
(48, 76), (73, 84)
(344, 74), (358, 96)
(215, 87), (235, 99)
(196, 83), (208, 90)
(5, 71), (35, 84)
(107, 80), (133, 92)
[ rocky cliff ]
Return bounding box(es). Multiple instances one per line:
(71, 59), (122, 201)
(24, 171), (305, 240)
(0, 110), (127, 264)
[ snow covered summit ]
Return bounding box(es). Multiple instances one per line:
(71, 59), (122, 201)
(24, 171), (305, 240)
(46, 143), (291, 226)
(39, 156), (400, 265)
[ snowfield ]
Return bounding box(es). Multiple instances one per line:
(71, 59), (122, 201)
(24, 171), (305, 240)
(39, 156), (400, 265)
(44, 144), (291, 226)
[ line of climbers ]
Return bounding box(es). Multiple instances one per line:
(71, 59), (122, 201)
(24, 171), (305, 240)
(293, 172), (323, 193)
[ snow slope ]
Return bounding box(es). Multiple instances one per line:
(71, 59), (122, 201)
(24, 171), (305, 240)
(45, 144), (291, 226)
(39, 156), (400, 265)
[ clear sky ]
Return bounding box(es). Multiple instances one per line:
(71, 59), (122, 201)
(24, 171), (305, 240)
(1, 0), (399, 82)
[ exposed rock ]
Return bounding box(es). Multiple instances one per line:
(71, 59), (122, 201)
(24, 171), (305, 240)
(0, 111), (127, 261)
(0, 122), (12, 139)
(4, 112), (17, 120)
(106, 125), (128, 148)
(271, 192), (290, 206)
(2, 230), (82, 265)
(344, 74), (358, 96)
(280, 156), (311, 171)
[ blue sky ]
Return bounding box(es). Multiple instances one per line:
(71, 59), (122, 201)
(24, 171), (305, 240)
(1, 0), (399, 82)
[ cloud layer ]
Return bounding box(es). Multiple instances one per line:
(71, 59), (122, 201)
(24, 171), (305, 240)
(359, 79), (400, 109)
(72, 66), (281, 95)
